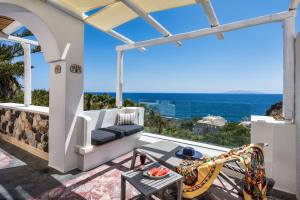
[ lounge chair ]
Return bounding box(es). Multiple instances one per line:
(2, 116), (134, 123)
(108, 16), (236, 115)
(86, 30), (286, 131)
(131, 141), (274, 198)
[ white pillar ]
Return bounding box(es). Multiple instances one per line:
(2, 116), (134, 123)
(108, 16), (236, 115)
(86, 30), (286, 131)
(21, 43), (31, 106)
(295, 32), (300, 200)
(116, 50), (123, 107)
(283, 16), (296, 121)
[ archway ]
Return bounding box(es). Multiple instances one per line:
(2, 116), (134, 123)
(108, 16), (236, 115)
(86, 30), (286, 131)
(0, 3), (61, 62)
(0, 0), (85, 173)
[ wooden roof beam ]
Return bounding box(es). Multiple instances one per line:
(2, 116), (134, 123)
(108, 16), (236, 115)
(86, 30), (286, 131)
(2, 20), (23, 35)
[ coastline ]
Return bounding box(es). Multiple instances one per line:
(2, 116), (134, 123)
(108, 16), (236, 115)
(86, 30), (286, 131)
(85, 92), (282, 122)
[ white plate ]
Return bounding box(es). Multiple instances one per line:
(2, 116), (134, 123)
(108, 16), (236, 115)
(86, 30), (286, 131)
(143, 169), (171, 179)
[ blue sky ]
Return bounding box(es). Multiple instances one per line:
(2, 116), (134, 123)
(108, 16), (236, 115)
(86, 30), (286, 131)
(22, 0), (300, 94)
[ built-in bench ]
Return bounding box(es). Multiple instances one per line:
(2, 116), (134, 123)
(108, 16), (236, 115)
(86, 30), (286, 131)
(76, 107), (144, 171)
(91, 125), (144, 145)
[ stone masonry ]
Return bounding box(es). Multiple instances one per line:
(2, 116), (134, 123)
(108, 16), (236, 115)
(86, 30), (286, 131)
(0, 108), (48, 152)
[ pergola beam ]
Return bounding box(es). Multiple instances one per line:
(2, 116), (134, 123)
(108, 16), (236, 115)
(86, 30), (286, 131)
(106, 30), (145, 51)
(121, 0), (182, 47)
(290, 0), (300, 10)
(117, 11), (295, 51)
(196, 0), (224, 40)
(0, 32), (39, 46)
(47, 0), (143, 49)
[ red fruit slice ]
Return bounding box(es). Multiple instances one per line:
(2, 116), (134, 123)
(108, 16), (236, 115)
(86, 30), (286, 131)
(156, 168), (169, 176)
(148, 167), (159, 176)
(156, 167), (164, 176)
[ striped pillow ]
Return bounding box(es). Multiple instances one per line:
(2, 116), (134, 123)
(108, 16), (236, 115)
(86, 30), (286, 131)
(117, 112), (136, 125)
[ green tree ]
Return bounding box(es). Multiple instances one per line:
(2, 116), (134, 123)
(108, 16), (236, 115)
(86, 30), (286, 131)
(98, 93), (115, 109)
(84, 93), (93, 110)
(201, 123), (250, 147)
(180, 120), (194, 131)
(145, 109), (166, 134)
(32, 90), (49, 106)
(0, 58), (24, 99)
(84, 93), (117, 110)
(124, 99), (136, 107)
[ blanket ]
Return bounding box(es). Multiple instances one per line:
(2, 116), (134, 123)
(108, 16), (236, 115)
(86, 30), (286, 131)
(176, 144), (267, 199)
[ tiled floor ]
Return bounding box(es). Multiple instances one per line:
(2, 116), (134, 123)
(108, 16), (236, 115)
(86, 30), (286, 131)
(0, 140), (297, 200)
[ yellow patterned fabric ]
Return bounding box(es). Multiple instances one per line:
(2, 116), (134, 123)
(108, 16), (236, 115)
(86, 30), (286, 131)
(176, 144), (267, 200)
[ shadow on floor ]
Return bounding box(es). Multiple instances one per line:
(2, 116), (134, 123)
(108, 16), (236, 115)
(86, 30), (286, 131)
(0, 140), (84, 199)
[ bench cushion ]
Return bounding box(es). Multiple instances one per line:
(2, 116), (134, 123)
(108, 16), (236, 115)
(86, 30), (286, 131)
(99, 127), (124, 138)
(91, 129), (116, 145)
(104, 125), (144, 136)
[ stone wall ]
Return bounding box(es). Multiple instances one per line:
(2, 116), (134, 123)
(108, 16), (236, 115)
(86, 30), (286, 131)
(0, 108), (48, 152)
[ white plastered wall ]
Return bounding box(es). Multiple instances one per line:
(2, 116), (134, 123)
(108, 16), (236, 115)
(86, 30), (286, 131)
(0, 0), (84, 172)
(295, 32), (300, 200)
(251, 116), (296, 194)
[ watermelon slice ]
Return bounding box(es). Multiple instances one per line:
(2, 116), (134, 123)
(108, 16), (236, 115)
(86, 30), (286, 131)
(148, 167), (159, 176)
(157, 169), (171, 176)
(148, 166), (171, 177)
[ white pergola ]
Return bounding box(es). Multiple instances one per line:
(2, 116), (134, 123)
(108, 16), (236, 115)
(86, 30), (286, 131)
(46, 0), (225, 47)
(0, 20), (39, 106)
(112, 0), (300, 121)
(1, 0), (298, 120)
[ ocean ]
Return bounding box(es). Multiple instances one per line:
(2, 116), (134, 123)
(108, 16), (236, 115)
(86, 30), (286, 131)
(91, 93), (282, 122)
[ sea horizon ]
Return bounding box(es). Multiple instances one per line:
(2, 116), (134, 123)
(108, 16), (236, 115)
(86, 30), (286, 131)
(85, 92), (282, 122)
(86, 91), (283, 95)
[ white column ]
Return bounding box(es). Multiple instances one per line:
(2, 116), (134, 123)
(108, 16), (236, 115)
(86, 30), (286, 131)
(21, 43), (31, 106)
(283, 16), (296, 121)
(295, 32), (300, 200)
(116, 50), (124, 107)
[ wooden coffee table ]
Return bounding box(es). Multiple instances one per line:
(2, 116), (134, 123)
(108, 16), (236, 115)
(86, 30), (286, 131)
(121, 162), (183, 200)
(130, 141), (243, 195)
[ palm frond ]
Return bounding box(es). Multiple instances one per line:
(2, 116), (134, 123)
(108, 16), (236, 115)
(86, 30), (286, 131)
(0, 61), (24, 77)
(0, 43), (15, 61)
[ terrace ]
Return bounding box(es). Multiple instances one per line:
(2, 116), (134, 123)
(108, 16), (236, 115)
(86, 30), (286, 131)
(0, 0), (299, 199)
(0, 139), (296, 200)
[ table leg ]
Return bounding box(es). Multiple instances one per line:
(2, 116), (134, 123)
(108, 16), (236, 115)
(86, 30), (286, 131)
(177, 179), (183, 200)
(130, 149), (138, 169)
(121, 175), (126, 200)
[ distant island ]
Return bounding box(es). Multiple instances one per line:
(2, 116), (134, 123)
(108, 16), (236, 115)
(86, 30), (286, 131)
(224, 90), (265, 94)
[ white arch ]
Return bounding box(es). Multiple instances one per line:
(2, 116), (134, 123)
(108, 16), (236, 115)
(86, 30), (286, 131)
(0, 2), (61, 62)
(0, 0), (85, 173)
